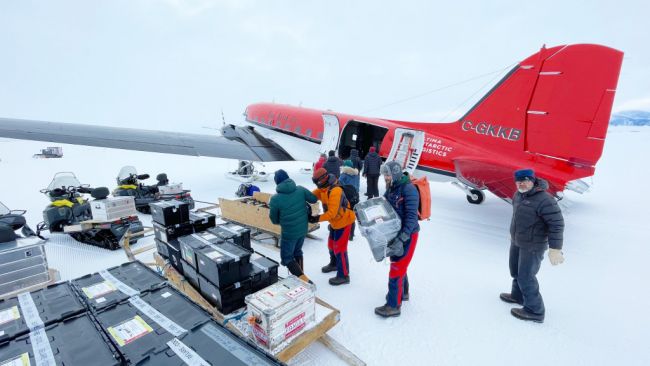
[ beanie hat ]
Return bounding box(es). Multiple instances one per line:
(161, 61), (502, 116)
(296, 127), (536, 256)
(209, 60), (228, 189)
(274, 169), (289, 185)
(343, 160), (353, 168)
(514, 168), (535, 182)
(380, 161), (403, 182)
(312, 168), (330, 188)
(328, 150), (335, 157)
(369, 146), (376, 153)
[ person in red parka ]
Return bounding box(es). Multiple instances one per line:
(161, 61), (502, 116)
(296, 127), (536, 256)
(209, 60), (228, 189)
(313, 153), (326, 171)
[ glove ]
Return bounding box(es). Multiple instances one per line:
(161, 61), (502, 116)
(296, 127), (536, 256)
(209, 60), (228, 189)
(548, 248), (564, 265)
(308, 214), (320, 224)
(387, 232), (410, 257)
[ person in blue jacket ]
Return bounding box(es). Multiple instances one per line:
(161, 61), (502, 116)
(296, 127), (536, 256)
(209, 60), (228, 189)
(375, 161), (420, 318)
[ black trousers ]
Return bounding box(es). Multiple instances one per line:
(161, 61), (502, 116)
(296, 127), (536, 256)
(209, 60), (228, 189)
(366, 174), (380, 198)
(509, 244), (545, 315)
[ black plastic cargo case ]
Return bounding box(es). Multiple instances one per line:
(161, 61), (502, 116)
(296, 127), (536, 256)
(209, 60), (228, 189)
(0, 313), (121, 366)
(208, 224), (252, 251)
(137, 321), (283, 365)
(153, 221), (194, 244)
(155, 238), (169, 258)
(198, 274), (251, 314)
(180, 260), (199, 289)
(178, 233), (210, 270)
(189, 211), (216, 232)
(71, 261), (166, 311)
(93, 285), (210, 365)
(0, 282), (86, 342)
(249, 254), (279, 293)
(149, 199), (190, 226)
(196, 242), (252, 288)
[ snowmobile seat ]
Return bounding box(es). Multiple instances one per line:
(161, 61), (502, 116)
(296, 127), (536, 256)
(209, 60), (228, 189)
(156, 173), (169, 186)
(91, 187), (110, 200)
(0, 223), (17, 243)
(0, 214), (26, 231)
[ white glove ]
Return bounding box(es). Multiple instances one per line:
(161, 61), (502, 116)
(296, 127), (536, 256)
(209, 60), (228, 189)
(548, 248), (564, 265)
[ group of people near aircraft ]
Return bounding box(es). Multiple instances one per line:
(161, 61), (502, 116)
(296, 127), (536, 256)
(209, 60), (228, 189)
(270, 151), (565, 322)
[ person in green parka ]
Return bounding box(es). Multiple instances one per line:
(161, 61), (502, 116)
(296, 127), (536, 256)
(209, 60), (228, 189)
(269, 169), (318, 283)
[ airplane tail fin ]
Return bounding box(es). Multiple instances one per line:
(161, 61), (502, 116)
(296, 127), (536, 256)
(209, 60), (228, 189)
(459, 44), (623, 169)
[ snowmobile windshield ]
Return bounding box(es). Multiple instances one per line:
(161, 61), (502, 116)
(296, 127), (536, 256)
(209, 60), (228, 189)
(0, 202), (9, 215)
(46, 172), (82, 191)
(118, 166), (138, 182)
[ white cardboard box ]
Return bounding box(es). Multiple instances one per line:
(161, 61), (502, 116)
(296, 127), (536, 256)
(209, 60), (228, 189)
(158, 183), (183, 195)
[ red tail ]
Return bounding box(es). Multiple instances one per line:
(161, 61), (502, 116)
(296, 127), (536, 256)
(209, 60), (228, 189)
(460, 44), (623, 168)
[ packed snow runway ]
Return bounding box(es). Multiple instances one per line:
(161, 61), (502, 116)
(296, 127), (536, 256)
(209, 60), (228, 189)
(0, 127), (648, 366)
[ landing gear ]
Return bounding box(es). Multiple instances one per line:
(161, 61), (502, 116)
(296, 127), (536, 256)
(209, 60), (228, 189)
(452, 182), (486, 205)
(466, 189), (485, 204)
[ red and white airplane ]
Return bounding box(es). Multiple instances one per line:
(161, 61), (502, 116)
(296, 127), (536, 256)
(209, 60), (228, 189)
(0, 44), (623, 204)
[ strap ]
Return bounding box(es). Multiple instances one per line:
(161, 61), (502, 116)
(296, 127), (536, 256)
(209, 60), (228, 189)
(99, 270), (139, 297)
(167, 338), (210, 366)
(128, 296), (186, 337)
(30, 327), (56, 366)
(17, 293), (44, 331)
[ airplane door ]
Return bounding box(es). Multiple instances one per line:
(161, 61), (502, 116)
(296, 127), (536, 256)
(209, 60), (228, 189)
(387, 128), (425, 175)
(319, 114), (340, 155)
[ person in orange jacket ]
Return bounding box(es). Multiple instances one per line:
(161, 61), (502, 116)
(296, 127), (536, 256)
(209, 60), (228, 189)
(310, 168), (356, 285)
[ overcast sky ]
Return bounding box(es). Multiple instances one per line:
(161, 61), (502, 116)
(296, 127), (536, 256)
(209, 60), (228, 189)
(0, 0), (647, 132)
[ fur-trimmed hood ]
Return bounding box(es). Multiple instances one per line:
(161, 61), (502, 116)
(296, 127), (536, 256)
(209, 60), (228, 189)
(341, 166), (358, 176)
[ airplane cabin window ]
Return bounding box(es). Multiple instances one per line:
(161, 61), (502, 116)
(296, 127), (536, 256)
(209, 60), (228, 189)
(295, 126), (301, 134)
(306, 129), (312, 137)
(318, 132), (324, 139)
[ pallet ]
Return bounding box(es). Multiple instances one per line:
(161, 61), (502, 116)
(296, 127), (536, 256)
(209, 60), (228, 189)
(152, 254), (363, 365)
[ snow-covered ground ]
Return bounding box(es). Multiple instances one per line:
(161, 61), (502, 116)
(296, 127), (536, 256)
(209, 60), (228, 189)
(0, 126), (648, 366)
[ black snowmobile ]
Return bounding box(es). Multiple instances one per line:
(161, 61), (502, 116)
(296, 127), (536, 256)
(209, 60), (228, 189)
(37, 172), (144, 250)
(112, 165), (194, 214)
(0, 201), (40, 244)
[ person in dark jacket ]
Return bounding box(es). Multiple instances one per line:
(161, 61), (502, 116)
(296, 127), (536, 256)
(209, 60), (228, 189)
(362, 146), (382, 198)
(269, 169), (318, 283)
(339, 160), (360, 240)
(500, 168), (565, 323)
(323, 150), (343, 178)
(375, 161), (420, 318)
(349, 149), (363, 172)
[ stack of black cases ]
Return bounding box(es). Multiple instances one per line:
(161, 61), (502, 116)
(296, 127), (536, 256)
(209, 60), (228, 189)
(1, 260), (284, 365)
(150, 200), (194, 275)
(176, 229), (279, 314)
(0, 282), (121, 365)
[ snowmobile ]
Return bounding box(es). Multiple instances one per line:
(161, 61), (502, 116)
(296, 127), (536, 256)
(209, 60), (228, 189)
(37, 172), (144, 250)
(0, 201), (40, 244)
(112, 166), (194, 213)
(225, 160), (269, 183)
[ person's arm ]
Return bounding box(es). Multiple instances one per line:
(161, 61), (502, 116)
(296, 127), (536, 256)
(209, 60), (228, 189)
(304, 187), (318, 204)
(269, 198), (280, 225)
(538, 195), (564, 250)
(400, 184), (420, 235)
(319, 187), (342, 222)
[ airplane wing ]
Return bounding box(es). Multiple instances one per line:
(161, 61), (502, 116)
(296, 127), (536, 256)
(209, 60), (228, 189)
(0, 118), (293, 161)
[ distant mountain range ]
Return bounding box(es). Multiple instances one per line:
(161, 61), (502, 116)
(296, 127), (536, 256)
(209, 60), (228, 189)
(609, 110), (650, 126)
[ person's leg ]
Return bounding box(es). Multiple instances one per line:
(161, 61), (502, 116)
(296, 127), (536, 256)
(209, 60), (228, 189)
(280, 236), (296, 268)
(517, 248), (545, 315)
(371, 175), (380, 197)
(322, 227), (336, 273)
(329, 225), (351, 285)
(386, 233), (418, 308)
(509, 244), (523, 301)
(350, 222), (356, 241)
(294, 236), (305, 272)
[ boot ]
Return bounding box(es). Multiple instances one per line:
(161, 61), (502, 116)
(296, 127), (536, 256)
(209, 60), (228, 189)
(374, 304), (401, 318)
(402, 292), (409, 301)
(321, 251), (337, 273)
(328, 276), (350, 286)
(500, 293), (523, 305)
(511, 307), (544, 323)
(298, 274), (314, 285)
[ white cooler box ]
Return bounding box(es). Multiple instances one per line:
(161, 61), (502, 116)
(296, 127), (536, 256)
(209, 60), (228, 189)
(90, 196), (137, 222)
(354, 197), (402, 262)
(158, 183), (183, 195)
(245, 276), (316, 354)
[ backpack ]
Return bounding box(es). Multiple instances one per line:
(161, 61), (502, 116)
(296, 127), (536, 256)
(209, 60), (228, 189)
(407, 176), (431, 221)
(328, 184), (359, 211)
(235, 183), (260, 197)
